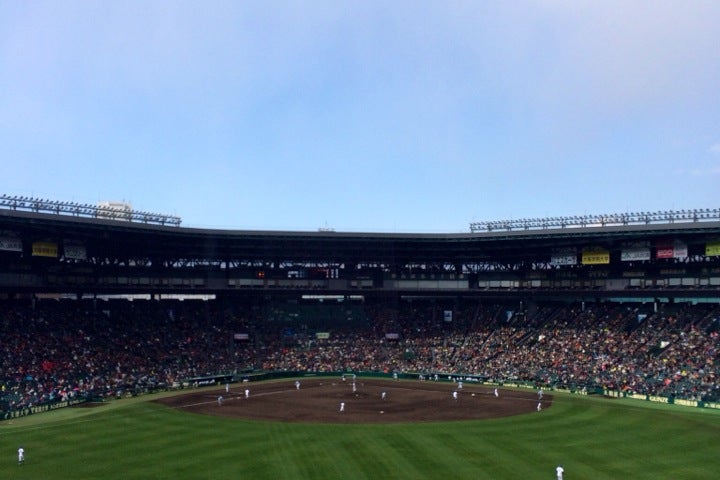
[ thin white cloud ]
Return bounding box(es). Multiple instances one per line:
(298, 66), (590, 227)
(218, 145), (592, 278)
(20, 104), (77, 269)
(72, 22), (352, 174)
(682, 165), (720, 176)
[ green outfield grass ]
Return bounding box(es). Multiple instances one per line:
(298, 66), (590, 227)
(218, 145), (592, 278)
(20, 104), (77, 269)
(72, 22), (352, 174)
(2, 387), (719, 480)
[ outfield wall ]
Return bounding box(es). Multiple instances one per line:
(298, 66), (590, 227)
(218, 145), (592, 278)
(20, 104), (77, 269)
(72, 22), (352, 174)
(603, 388), (720, 410)
(2, 397), (87, 420)
(5, 371), (719, 421)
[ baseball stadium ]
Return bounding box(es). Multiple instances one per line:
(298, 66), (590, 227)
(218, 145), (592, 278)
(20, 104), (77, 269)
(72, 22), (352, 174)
(1, 195), (720, 479)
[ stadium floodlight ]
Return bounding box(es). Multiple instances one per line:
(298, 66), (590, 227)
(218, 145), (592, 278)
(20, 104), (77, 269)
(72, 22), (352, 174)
(471, 206), (718, 231)
(0, 194), (182, 227)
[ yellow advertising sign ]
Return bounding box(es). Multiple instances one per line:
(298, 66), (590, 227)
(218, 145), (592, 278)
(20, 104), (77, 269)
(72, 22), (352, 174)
(32, 241), (58, 258)
(706, 242), (720, 257)
(581, 248), (610, 265)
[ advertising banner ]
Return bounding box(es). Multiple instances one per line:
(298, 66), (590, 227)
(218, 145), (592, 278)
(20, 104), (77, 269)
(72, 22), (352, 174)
(621, 247), (651, 262)
(706, 242), (720, 257)
(0, 236), (22, 252)
(581, 248), (610, 265)
(550, 249), (577, 266)
(656, 241), (674, 259)
(63, 243), (87, 260)
(657, 240), (688, 259)
(32, 241), (58, 258)
(672, 241), (688, 259)
(551, 254), (577, 266)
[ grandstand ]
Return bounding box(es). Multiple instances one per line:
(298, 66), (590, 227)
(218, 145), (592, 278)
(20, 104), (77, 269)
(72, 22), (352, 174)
(1, 195), (719, 418)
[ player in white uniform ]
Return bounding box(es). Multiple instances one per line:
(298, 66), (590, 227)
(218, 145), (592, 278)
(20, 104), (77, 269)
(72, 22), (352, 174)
(217, 395), (223, 406)
(295, 380), (300, 390)
(18, 446), (25, 465)
(556, 464), (564, 480)
(381, 391), (387, 400)
(339, 402), (345, 412)
(537, 401), (542, 411)
(494, 388), (499, 397)
(245, 388), (250, 399)
(452, 391), (458, 401)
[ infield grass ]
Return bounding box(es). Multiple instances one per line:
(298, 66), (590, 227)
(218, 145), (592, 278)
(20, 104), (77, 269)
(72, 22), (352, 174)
(2, 387), (719, 480)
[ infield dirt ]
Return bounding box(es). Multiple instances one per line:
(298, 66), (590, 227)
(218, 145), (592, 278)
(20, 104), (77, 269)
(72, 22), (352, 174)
(154, 378), (550, 424)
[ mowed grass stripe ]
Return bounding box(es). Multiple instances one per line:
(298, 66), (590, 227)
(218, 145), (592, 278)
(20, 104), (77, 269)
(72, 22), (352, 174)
(333, 426), (442, 479)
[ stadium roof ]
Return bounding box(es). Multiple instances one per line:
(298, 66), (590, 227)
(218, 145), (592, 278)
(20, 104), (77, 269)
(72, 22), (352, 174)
(2, 208), (720, 267)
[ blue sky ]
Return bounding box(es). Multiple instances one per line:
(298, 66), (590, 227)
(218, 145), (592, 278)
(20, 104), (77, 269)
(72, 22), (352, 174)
(2, 1), (719, 232)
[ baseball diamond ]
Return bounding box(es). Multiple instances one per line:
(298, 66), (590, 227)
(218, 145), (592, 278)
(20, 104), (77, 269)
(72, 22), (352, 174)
(155, 379), (547, 423)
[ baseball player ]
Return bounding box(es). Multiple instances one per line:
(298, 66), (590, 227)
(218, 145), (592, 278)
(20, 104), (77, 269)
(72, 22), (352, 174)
(556, 464), (564, 480)
(18, 446), (25, 466)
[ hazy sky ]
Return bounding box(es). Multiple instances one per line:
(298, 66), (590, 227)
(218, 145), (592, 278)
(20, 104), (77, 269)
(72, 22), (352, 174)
(2, 1), (719, 232)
